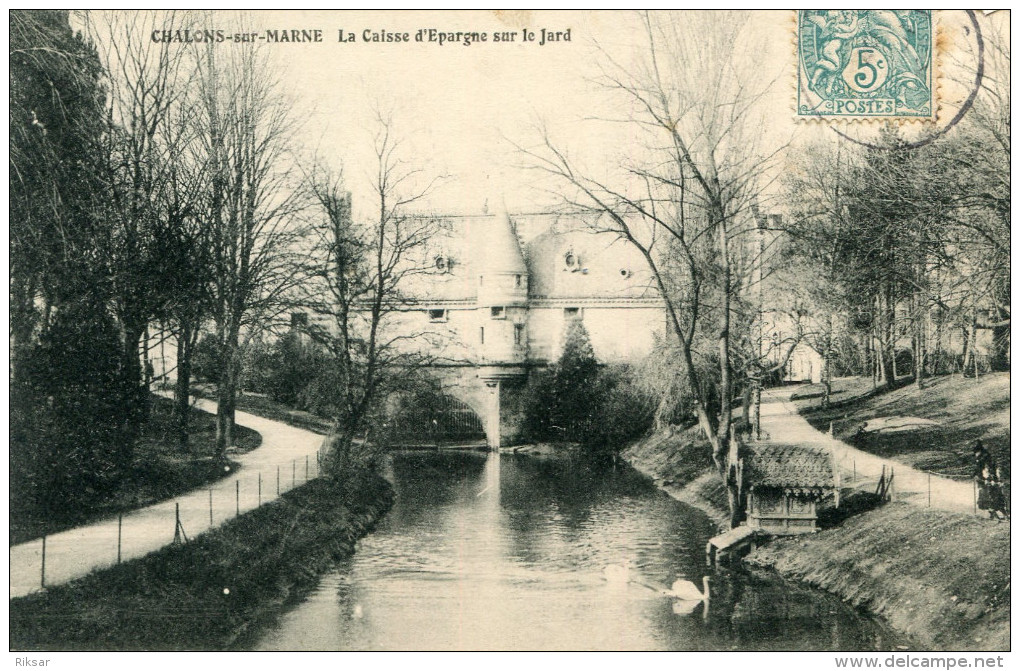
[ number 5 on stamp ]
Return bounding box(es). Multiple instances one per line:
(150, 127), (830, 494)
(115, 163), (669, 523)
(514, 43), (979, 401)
(797, 10), (935, 120)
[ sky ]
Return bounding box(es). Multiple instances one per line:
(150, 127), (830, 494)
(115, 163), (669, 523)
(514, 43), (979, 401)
(79, 10), (1006, 219)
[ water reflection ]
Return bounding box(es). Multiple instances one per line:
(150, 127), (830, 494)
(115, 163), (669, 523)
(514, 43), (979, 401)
(253, 451), (904, 651)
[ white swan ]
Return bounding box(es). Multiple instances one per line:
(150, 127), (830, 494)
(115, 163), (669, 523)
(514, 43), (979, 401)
(668, 576), (711, 616)
(667, 575), (710, 601)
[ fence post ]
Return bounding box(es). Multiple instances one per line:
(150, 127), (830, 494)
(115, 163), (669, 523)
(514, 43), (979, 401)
(117, 513), (123, 564)
(974, 479), (978, 514)
(928, 473), (931, 507)
(292, 459), (296, 488)
(41, 535), (46, 589)
(277, 465), (281, 495)
(209, 489), (214, 526)
(306, 455), (309, 482)
(236, 479), (240, 517)
(258, 472), (262, 507)
(173, 502), (186, 544)
(852, 461), (856, 486)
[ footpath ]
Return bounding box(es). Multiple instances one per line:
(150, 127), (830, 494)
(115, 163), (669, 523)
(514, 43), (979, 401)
(759, 387), (977, 515)
(9, 398), (327, 599)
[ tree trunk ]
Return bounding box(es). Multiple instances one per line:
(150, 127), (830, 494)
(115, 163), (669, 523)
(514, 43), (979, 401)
(990, 321), (1010, 372)
(119, 320), (147, 472)
(215, 325), (240, 457)
(878, 289), (895, 387)
(752, 383), (762, 440)
(741, 383), (752, 429)
(932, 313), (943, 375)
(961, 322), (972, 376)
(822, 352), (831, 407)
(717, 213), (741, 529)
(174, 321), (193, 450)
(215, 380), (236, 456)
(914, 310), (925, 390)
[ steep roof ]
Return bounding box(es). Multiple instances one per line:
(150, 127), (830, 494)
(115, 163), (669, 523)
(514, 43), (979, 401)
(745, 443), (834, 493)
(476, 209), (527, 274)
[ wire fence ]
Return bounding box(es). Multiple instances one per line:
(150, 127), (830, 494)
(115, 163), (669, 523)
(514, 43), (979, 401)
(824, 424), (982, 515)
(29, 446), (328, 592)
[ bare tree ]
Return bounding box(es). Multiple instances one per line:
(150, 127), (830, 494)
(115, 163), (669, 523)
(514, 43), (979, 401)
(192, 33), (304, 456)
(87, 10), (196, 462)
(519, 11), (784, 527)
(300, 113), (446, 473)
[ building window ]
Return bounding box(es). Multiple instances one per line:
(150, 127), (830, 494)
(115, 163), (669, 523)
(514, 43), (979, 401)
(514, 324), (524, 346)
(491, 306), (505, 319)
(564, 307), (582, 320)
(515, 274), (522, 288)
(480, 326), (485, 344)
(428, 308), (447, 323)
(479, 275), (484, 286)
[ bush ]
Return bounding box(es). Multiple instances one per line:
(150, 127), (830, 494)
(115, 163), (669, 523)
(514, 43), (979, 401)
(522, 323), (655, 458)
(11, 297), (127, 522)
(265, 332), (323, 408)
(192, 334), (222, 384)
(583, 366), (657, 454)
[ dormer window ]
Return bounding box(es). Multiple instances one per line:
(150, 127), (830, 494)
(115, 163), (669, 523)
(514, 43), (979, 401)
(434, 256), (448, 272)
(515, 274), (522, 288)
(428, 309), (447, 323)
(563, 251), (579, 271)
(564, 307), (582, 321)
(490, 306), (505, 319)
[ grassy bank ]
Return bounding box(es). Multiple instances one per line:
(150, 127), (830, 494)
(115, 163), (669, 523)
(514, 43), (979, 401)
(11, 396), (261, 545)
(793, 373), (1009, 478)
(10, 468), (394, 651)
(622, 425), (729, 528)
(746, 502), (1010, 651)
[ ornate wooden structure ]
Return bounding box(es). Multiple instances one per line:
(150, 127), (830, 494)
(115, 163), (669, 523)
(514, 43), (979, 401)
(744, 444), (834, 534)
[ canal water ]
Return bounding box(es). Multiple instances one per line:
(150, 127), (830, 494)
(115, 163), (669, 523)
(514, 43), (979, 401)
(252, 450), (904, 651)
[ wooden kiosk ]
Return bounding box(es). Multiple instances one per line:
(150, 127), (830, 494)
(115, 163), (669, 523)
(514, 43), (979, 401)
(744, 444), (834, 535)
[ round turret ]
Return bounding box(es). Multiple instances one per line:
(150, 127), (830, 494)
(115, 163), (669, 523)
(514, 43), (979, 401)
(472, 207), (529, 367)
(475, 209), (528, 307)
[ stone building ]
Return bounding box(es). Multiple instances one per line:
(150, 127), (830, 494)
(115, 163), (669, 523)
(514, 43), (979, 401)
(391, 207), (667, 448)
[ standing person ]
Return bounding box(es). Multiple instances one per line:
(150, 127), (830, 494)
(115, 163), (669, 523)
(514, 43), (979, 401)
(973, 440), (1007, 521)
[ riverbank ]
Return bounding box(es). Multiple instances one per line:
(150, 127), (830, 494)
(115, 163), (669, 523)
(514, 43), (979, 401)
(10, 468), (394, 651)
(622, 425), (730, 529)
(746, 502), (1009, 650)
(624, 409), (1010, 650)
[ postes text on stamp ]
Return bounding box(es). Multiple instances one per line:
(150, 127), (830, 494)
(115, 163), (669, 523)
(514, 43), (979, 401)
(797, 10), (935, 121)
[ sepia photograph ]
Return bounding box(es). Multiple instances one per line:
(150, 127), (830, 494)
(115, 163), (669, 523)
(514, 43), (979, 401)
(7, 9), (1011, 659)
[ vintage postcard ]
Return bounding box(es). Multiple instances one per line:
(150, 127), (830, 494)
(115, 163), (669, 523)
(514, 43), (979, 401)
(8, 9), (1010, 661)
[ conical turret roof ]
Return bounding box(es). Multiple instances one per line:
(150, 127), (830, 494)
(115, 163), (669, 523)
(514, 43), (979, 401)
(478, 207), (527, 274)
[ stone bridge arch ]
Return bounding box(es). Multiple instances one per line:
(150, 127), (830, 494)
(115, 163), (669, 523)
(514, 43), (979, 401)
(428, 366), (530, 449)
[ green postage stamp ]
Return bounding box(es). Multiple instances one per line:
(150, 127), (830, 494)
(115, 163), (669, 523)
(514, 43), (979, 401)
(797, 10), (935, 120)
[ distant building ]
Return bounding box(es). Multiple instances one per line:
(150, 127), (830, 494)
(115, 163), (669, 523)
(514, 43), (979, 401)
(389, 207), (667, 447)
